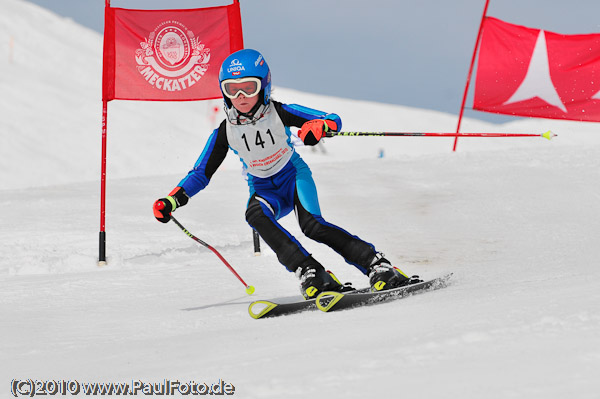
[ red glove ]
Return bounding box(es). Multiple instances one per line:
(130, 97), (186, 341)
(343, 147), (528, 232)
(298, 119), (337, 146)
(153, 187), (189, 223)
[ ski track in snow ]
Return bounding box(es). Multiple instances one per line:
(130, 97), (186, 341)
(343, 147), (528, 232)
(2, 1), (600, 398)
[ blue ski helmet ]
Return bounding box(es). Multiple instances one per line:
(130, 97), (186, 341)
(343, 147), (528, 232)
(219, 49), (271, 109)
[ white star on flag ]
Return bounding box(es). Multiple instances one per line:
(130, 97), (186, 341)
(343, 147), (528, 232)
(503, 30), (567, 113)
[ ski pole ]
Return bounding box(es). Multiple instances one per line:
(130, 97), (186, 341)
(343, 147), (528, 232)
(325, 130), (556, 140)
(170, 215), (255, 295)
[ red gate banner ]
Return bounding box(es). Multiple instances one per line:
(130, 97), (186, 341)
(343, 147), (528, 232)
(103, 3), (243, 101)
(474, 17), (600, 122)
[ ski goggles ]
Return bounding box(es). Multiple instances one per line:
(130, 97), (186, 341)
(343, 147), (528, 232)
(221, 77), (262, 99)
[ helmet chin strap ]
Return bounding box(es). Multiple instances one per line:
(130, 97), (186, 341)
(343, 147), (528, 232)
(227, 89), (268, 125)
(228, 101), (271, 126)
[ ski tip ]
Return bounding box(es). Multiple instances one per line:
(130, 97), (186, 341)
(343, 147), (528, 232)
(542, 130), (556, 140)
(248, 300), (277, 319)
(246, 285), (256, 295)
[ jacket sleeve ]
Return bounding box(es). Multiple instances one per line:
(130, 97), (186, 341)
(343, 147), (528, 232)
(272, 101), (342, 130)
(178, 120), (229, 197)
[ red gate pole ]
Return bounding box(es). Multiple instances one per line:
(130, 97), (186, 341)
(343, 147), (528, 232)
(99, 0), (111, 266)
(99, 100), (108, 266)
(453, 0), (490, 152)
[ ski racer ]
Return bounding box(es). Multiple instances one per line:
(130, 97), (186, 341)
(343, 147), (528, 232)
(153, 49), (419, 299)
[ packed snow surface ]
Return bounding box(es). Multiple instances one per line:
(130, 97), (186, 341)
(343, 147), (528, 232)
(1, 1), (599, 398)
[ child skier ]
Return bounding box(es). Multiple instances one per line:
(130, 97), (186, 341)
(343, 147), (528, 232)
(153, 49), (419, 299)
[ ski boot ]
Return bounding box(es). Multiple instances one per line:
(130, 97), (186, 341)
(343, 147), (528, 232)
(296, 258), (352, 300)
(367, 252), (422, 292)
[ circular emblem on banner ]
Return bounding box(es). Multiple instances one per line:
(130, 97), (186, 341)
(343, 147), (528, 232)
(135, 20), (211, 92)
(154, 26), (190, 69)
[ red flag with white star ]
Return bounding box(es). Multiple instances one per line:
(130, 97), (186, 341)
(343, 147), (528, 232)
(102, 3), (243, 101)
(474, 17), (600, 122)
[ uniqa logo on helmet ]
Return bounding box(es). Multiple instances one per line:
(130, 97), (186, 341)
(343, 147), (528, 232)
(227, 59), (246, 76)
(135, 20), (211, 92)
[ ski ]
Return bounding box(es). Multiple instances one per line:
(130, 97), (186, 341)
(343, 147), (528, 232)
(315, 273), (453, 313)
(248, 274), (452, 318)
(248, 296), (315, 319)
(248, 287), (371, 319)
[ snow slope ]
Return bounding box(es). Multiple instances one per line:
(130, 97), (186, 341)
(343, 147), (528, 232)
(2, 0), (600, 398)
